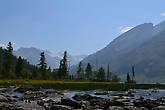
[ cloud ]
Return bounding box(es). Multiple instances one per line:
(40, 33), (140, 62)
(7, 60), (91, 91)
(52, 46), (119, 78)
(160, 13), (165, 17)
(119, 26), (134, 33)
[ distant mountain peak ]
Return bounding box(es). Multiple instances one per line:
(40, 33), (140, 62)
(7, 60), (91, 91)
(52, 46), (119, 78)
(14, 47), (87, 69)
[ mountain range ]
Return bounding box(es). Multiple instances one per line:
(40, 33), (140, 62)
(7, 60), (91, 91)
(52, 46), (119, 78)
(72, 20), (165, 83)
(14, 47), (87, 69)
(13, 20), (165, 83)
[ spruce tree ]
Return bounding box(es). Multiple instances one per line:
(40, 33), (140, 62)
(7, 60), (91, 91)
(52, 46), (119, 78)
(7, 42), (13, 54)
(3, 42), (15, 78)
(97, 67), (105, 81)
(77, 61), (84, 80)
(132, 65), (135, 81)
(15, 56), (23, 78)
(58, 51), (68, 79)
(127, 73), (130, 83)
(107, 64), (112, 81)
(38, 52), (47, 79)
(62, 51), (68, 78)
(85, 63), (92, 80)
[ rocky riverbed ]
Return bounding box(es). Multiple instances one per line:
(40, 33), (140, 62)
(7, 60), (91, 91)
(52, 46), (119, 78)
(0, 86), (165, 110)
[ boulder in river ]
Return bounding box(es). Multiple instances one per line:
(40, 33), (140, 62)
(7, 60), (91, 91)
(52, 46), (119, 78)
(0, 94), (8, 102)
(14, 85), (40, 93)
(72, 94), (102, 101)
(49, 105), (73, 110)
(15, 102), (45, 110)
(61, 98), (82, 109)
(108, 106), (125, 110)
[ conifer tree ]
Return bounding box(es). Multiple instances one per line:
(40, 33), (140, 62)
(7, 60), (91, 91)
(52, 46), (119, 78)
(3, 42), (15, 78)
(132, 65), (135, 81)
(7, 42), (13, 54)
(62, 51), (68, 78)
(107, 64), (112, 81)
(38, 52), (47, 79)
(15, 56), (23, 78)
(127, 73), (130, 83)
(58, 51), (68, 79)
(85, 63), (92, 80)
(97, 67), (105, 81)
(77, 61), (84, 80)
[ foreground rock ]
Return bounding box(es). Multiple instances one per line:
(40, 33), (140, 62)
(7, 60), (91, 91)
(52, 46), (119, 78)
(14, 85), (40, 93)
(1, 86), (165, 110)
(15, 102), (45, 110)
(61, 98), (82, 109)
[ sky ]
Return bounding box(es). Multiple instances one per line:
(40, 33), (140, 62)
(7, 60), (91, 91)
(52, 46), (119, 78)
(0, 0), (165, 55)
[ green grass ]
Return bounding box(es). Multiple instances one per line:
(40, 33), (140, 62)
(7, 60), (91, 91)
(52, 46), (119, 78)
(0, 80), (165, 91)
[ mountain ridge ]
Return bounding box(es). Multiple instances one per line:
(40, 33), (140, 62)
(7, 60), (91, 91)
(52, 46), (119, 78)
(73, 20), (165, 83)
(14, 47), (87, 69)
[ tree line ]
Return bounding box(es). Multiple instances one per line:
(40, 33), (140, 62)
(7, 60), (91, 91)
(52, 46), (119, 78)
(0, 42), (121, 82)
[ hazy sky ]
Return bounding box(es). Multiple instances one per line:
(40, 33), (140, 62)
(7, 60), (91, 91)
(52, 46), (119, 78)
(0, 0), (165, 55)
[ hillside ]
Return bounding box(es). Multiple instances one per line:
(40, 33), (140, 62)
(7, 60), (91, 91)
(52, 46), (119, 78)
(77, 20), (165, 83)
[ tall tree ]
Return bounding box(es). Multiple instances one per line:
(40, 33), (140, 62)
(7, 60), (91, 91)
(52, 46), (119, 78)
(127, 73), (130, 83)
(62, 51), (68, 78)
(85, 63), (92, 80)
(15, 56), (24, 78)
(77, 61), (84, 80)
(132, 65), (135, 81)
(97, 67), (105, 81)
(3, 42), (15, 78)
(7, 42), (13, 54)
(106, 64), (112, 81)
(58, 51), (68, 79)
(38, 52), (47, 79)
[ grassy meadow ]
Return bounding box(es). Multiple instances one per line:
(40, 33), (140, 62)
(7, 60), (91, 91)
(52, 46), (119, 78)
(0, 80), (165, 91)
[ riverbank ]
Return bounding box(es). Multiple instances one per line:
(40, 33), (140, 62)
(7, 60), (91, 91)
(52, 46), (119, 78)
(1, 85), (165, 110)
(0, 80), (165, 91)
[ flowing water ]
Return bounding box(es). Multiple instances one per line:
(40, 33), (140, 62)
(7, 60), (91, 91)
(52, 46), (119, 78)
(9, 89), (165, 103)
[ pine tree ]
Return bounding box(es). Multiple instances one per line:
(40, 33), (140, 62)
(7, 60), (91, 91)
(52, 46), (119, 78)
(38, 52), (47, 79)
(107, 64), (112, 81)
(15, 56), (23, 78)
(58, 51), (68, 79)
(62, 51), (68, 78)
(3, 42), (15, 78)
(97, 67), (105, 81)
(132, 65), (135, 81)
(77, 61), (84, 80)
(85, 63), (92, 80)
(127, 73), (130, 83)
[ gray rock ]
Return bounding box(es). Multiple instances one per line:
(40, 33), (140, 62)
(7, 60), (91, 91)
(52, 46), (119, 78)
(61, 98), (81, 109)
(16, 102), (45, 110)
(108, 106), (125, 110)
(125, 106), (139, 110)
(0, 94), (8, 102)
(49, 105), (73, 110)
(153, 106), (165, 110)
